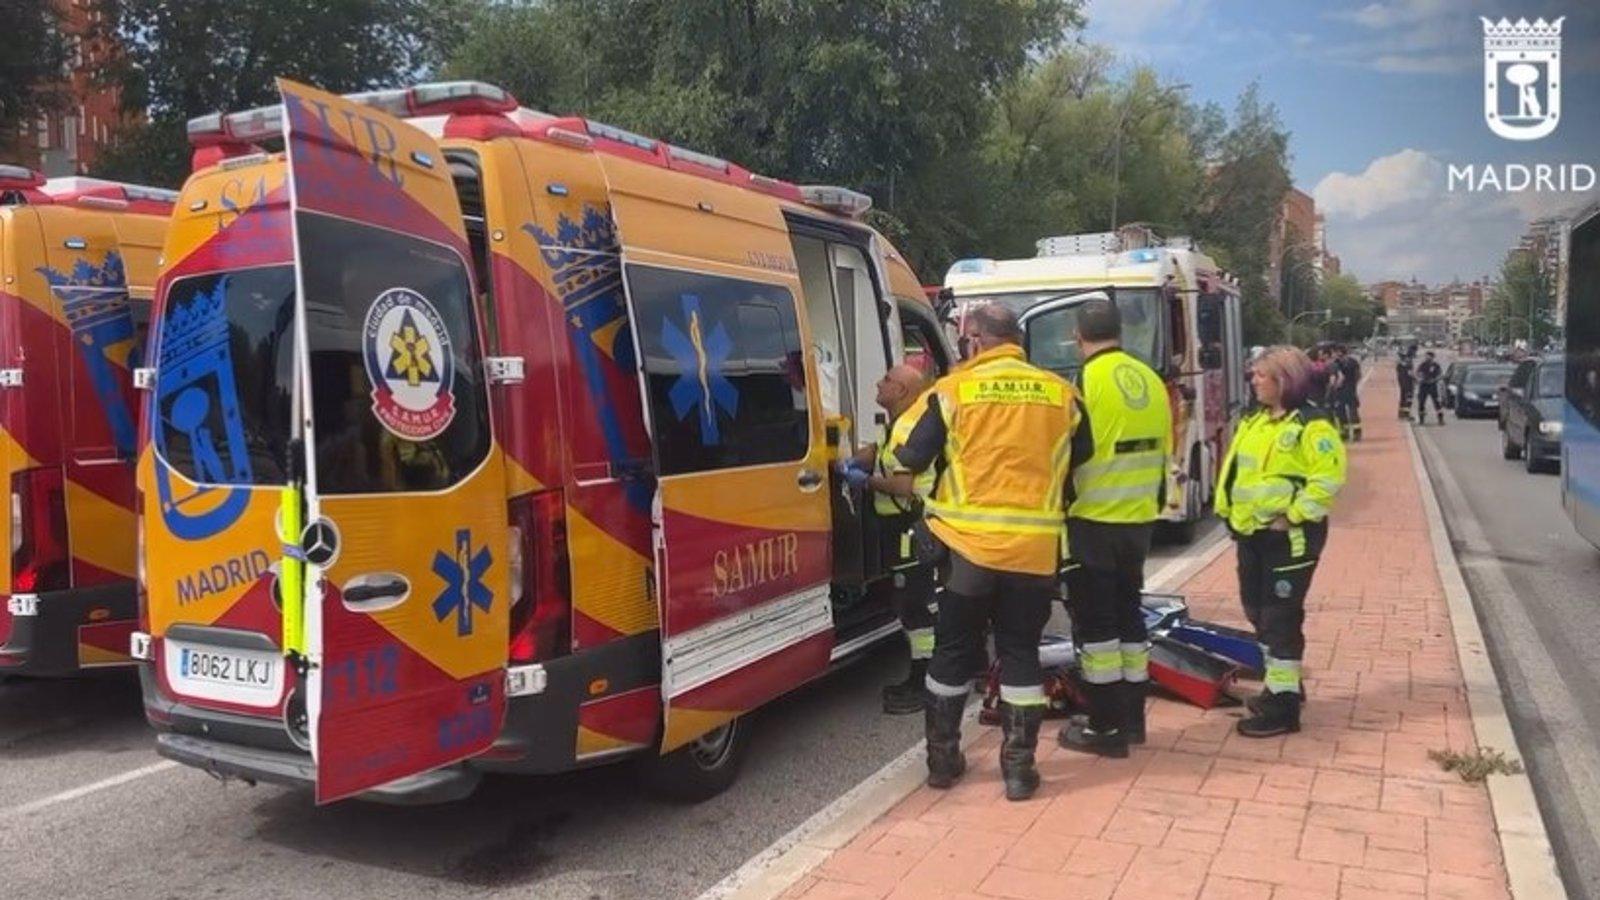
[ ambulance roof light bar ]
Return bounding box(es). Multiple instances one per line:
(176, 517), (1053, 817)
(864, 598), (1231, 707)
(43, 177), (179, 204)
(187, 81), (521, 147)
(0, 165), (46, 190)
(799, 185), (872, 219)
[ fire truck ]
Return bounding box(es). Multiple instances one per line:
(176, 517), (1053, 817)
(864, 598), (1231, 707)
(133, 79), (953, 803)
(944, 227), (1246, 537)
(0, 167), (171, 676)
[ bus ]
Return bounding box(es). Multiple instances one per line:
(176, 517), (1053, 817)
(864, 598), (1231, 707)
(1563, 201), (1600, 549)
(944, 227), (1246, 538)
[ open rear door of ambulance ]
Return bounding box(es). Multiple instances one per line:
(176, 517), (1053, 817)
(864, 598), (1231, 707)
(597, 154), (835, 753)
(278, 79), (511, 803)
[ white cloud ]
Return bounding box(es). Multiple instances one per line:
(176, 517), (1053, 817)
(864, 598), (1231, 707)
(1314, 149), (1597, 283)
(1084, 0), (1187, 37)
(1327, 0), (1455, 30)
(1314, 149), (1440, 220)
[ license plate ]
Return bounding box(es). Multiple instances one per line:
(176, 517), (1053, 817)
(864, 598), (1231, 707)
(163, 639), (283, 707)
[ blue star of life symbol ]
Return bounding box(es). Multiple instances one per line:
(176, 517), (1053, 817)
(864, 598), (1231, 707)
(662, 294), (738, 444)
(432, 528), (493, 637)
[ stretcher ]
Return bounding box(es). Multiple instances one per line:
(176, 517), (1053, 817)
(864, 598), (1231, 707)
(978, 592), (1255, 723)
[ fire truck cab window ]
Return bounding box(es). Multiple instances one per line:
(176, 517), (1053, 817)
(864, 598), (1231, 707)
(626, 264), (810, 477)
(299, 213), (493, 495)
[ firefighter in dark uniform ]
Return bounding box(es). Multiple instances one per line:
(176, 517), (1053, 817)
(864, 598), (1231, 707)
(894, 304), (1090, 801)
(1057, 297), (1172, 758)
(1336, 345), (1363, 441)
(1396, 353), (1416, 420)
(1416, 351), (1444, 425)
(1215, 346), (1346, 737)
(839, 364), (938, 714)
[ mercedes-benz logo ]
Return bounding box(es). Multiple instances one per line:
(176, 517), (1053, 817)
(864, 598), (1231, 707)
(300, 518), (340, 567)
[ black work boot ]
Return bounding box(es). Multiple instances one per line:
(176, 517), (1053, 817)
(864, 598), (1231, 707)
(1057, 683), (1129, 758)
(883, 659), (929, 715)
(1246, 682), (1307, 716)
(924, 691), (968, 789)
(1236, 690), (1302, 738)
(1120, 681), (1148, 745)
(999, 703), (1044, 801)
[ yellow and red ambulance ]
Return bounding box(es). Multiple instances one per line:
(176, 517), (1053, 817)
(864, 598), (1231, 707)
(133, 80), (952, 803)
(0, 167), (170, 677)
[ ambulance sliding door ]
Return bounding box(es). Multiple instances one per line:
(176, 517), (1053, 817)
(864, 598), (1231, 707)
(597, 157), (834, 753)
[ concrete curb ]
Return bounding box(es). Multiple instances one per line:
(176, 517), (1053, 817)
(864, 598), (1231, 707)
(695, 531), (1235, 900)
(1403, 419), (1569, 899)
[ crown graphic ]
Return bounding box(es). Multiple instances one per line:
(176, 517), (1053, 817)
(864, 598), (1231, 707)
(1482, 16), (1563, 50)
(37, 251), (131, 329)
(522, 204), (619, 271)
(158, 278), (232, 369)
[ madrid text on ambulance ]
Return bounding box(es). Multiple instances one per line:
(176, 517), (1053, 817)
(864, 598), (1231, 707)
(1448, 163), (1597, 193)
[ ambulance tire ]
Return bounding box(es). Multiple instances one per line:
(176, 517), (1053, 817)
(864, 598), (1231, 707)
(638, 716), (750, 802)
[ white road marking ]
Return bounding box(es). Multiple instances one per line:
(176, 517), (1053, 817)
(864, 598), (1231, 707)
(0, 760), (178, 821)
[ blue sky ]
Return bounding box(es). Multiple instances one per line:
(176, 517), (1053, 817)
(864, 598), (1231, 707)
(1083, 0), (1600, 285)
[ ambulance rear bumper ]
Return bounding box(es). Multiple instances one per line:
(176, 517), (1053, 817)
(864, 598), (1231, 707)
(0, 583), (137, 677)
(155, 732), (482, 805)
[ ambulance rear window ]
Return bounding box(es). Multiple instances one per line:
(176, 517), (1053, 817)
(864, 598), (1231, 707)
(155, 266), (296, 486)
(299, 213), (492, 495)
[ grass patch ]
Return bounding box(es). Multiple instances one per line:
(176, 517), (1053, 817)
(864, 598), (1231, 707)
(1429, 747), (1525, 783)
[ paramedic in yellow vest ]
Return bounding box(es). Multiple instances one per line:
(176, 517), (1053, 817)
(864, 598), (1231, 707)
(1215, 346), (1346, 737)
(894, 304), (1090, 802)
(1057, 296), (1171, 759)
(838, 364), (937, 715)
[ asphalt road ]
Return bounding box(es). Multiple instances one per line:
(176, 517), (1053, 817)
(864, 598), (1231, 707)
(0, 522), (1221, 900)
(1414, 391), (1600, 900)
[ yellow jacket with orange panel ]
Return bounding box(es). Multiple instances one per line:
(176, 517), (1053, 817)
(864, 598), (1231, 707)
(893, 344), (1088, 575)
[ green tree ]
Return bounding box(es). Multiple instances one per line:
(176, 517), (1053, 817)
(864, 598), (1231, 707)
(1317, 273), (1377, 342)
(1485, 249), (1554, 345)
(1188, 83), (1292, 347)
(90, 0), (470, 185)
(0, 0), (68, 158)
(446, 0), (1084, 276)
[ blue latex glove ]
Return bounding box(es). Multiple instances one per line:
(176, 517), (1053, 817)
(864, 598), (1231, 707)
(838, 461), (870, 489)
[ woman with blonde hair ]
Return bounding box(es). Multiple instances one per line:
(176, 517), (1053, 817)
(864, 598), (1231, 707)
(1214, 346), (1347, 736)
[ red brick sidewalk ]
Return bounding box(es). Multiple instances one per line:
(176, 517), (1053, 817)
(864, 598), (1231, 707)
(784, 368), (1511, 900)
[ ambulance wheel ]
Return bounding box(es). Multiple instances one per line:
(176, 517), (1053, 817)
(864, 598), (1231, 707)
(639, 717), (749, 802)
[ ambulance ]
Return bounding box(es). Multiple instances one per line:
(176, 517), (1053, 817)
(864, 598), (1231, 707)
(133, 79), (954, 803)
(944, 227), (1245, 537)
(0, 167), (171, 676)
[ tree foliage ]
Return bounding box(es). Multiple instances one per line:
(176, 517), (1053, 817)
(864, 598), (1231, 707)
(90, 0), (470, 185)
(448, 0), (1084, 273)
(1484, 250), (1555, 345)
(86, 0), (1306, 349)
(0, 0), (68, 157)
(1317, 273), (1379, 343)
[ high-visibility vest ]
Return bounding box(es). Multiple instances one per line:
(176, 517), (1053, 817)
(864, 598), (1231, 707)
(1215, 405), (1347, 536)
(1069, 349), (1172, 524)
(923, 344), (1081, 576)
(874, 394), (936, 516)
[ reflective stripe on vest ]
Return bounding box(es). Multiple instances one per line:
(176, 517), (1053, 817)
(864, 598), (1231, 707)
(924, 346), (1077, 569)
(874, 413), (935, 516)
(1070, 350), (1170, 523)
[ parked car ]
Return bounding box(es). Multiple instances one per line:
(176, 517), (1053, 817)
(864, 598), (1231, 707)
(1455, 363), (1515, 418)
(1499, 356), (1566, 472)
(1442, 361), (1468, 408)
